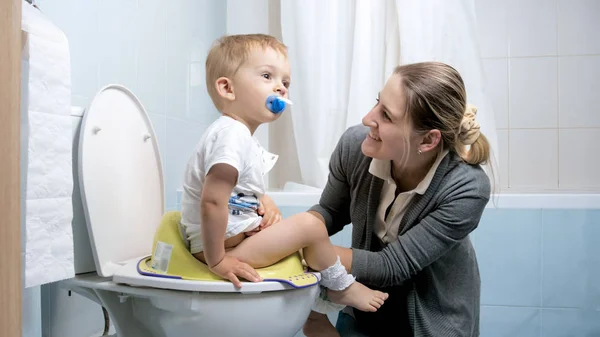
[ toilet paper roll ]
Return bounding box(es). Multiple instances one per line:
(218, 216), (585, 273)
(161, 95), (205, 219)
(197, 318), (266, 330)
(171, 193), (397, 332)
(22, 1), (75, 288)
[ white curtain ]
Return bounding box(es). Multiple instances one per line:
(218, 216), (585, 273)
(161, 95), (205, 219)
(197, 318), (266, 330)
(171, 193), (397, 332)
(280, 0), (399, 188)
(394, 0), (500, 183)
(279, 0), (498, 189)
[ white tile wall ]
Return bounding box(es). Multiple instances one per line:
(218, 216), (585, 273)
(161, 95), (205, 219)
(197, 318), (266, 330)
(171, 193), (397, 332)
(559, 129), (600, 189)
(509, 57), (558, 129)
(482, 59), (509, 129)
(496, 130), (509, 190)
(558, 55), (600, 128)
(509, 129), (559, 189)
(479, 0), (600, 192)
(557, 0), (600, 55)
(476, 0), (508, 58)
(507, 0), (558, 57)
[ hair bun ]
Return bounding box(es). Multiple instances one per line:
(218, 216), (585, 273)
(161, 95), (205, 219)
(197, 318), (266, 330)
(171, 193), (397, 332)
(459, 104), (481, 146)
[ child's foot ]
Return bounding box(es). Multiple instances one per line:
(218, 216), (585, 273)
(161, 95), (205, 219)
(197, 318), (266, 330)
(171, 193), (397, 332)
(327, 282), (388, 312)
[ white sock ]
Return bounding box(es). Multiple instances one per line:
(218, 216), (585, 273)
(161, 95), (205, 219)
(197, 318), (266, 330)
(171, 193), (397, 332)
(318, 256), (355, 291)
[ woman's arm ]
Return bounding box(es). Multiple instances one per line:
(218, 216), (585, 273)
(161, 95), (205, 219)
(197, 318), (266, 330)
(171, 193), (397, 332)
(351, 169), (490, 287)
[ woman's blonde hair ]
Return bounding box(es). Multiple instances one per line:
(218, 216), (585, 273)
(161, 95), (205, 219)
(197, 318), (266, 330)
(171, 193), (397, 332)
(394, 61), (490, 166)
(205, 34), (288, 111)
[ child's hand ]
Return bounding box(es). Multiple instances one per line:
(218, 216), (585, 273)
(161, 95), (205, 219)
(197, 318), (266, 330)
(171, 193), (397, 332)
(245, 227), (261, 237)
(209, 255), (262, 288)
(257, 194), (282, 230)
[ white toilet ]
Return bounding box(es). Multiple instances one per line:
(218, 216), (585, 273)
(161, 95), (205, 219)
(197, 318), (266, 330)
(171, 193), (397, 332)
(63, 85), (320, 337)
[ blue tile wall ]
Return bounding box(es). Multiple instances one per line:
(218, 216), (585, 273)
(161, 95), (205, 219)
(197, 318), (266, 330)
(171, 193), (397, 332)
(541, 210), (600, 310)
(480, 306), (541, 337)
(279, 205), (600, 337)
(473, 209), (543, 307)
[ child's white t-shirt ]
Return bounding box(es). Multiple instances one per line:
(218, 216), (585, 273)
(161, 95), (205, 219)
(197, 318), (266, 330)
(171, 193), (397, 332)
(179, 116), (278, 253)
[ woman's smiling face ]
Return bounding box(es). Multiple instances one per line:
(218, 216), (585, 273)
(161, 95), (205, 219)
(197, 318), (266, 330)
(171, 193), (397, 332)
(361, 74), (420, 163)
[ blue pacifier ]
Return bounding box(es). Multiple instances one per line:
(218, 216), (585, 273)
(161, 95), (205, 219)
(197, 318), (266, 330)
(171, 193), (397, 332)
(266, 95), (293, 114)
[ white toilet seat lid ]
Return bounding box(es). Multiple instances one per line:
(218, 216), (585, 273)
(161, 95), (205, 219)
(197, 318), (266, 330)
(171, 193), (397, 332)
(79, 85), (164, 277)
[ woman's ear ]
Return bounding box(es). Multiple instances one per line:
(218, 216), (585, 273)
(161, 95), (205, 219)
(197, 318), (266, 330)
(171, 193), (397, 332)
(419, 129), (442, 153)
(215, 77), (235, 102)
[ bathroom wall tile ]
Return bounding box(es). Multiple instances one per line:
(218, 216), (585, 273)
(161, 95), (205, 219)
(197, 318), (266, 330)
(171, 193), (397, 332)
(541, 309), (600, 337)
(542, 210), (600, 308)
(188, 61), (221, 125)
(165, 118), (207, 208)
(328, 225), (353, 248)
(480, 306), (541, 337)
(97, 0), (138, 91)
(557, 0), (600, 55)
(71, 95), (91, 110)
(496, 130), (509, 190)
(38, 0), (100, 107)
(558, 55), (600, 128)
(509, 57), (558, 129)
(472, 209), (542, 306)
(189, 0), (227, 56)
(476, 0), (508, 58)
(165, 40), (191, 122)
(164, 42), (212, 124)
(36, 0), (75, 30)
(507, 0), (558, 57)
(165, 1), (226, 123)
(559, 129), (600, 189)
(482, 59), (509, 129)
(280, 206), (307, 219)
(136, 0), (167, 115)
(509, 129), (558, 189)
(23, 286), (41, 337)
(69, 43), (99, 107)
(148, 113), (167, 180)
(165, 0), (195, 121)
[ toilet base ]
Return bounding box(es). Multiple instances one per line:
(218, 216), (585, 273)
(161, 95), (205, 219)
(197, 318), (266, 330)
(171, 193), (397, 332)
(63, 273), (319, 337)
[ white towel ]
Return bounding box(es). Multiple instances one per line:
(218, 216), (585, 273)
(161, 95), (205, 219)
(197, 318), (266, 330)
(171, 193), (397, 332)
(21, 1), (74, 288)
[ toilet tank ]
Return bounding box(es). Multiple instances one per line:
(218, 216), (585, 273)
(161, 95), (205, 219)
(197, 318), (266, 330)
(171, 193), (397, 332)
(70, 106), (96, 274)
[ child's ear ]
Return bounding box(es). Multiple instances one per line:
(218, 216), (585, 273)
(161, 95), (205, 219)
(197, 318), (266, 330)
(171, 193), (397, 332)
(215, 77), (235, 102)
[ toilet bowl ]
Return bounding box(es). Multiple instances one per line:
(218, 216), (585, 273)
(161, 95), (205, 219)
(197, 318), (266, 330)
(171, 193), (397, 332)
(63, 84), (320, 337)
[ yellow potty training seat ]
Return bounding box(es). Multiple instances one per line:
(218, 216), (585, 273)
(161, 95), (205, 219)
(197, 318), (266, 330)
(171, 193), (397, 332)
(137, 211), (319, 289)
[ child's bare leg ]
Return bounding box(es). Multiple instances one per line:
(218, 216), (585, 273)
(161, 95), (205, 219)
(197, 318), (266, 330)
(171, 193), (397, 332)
(228, 212), (337, 269)
(192, 233), (247, 264)
(228, 212), (388, 312)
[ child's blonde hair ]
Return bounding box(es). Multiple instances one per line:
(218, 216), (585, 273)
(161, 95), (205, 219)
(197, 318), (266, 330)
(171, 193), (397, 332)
(205, 34), (288, 112)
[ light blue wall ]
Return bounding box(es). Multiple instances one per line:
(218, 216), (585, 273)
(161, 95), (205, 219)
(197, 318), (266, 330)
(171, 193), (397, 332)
(23, 287), (42, 337)
(474, 208), (600, 337)
(281, 206), (600, 336)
